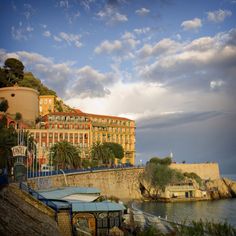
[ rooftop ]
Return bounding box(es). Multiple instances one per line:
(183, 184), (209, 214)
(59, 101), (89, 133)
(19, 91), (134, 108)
(38, 187), (101, 199)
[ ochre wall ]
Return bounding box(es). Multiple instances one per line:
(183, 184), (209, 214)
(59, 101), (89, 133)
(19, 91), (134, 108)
(170, 163), (220, 180)
(28, 163), (220, 201)
(29, 168), (144, 200)
(0, 86), (39, 123)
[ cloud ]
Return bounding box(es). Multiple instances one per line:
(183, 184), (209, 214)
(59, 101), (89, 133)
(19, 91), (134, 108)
(137, 28), (236, 93)
(23, 3), (35, 19)
(97, 5), (128, 25)
(67, 66), (118, 98)
(137, 38), (181, 58)
(94, 40), (122, 54)
(94, 32), (139, 56)
(59, 32), (82, 48)
(134, 27), (151, 35)
(181, 18), (202, 31)
(43, 30), (51, 37)
(135, 7), (150, 16)
(11, 22), (34, 41)
(210, 80), (225, 90)
(138, 111), (222, 131)
(207, 9), (232, 23)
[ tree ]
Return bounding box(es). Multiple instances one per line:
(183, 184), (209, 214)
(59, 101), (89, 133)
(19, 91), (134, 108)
(141, 160), (185, 197)
(0, 125), (17, 171)
(0, 58), (25, 88)
(103, 142), (124, 160)
(0, 99), (9, 113)
(4, 58), (24, 83)
(50, 141), (81, 169)
(149, 156), (172, 165)
(90, 142), (115, 166)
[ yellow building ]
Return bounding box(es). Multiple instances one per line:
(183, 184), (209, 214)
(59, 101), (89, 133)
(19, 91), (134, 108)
(29, 109), (136, 165)
(39, 95), (55, 116)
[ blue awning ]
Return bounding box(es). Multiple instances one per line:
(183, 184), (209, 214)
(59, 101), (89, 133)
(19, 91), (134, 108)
(72, 201), (126, 212)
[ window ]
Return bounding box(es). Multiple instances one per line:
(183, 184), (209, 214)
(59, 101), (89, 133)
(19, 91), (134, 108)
(44, 99), (47, 104)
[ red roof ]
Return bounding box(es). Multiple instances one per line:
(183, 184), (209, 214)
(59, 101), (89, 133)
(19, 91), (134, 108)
(44, 109), (134, 121)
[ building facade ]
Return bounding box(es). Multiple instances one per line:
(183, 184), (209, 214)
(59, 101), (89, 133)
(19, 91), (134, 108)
(29, 110), (136, 165)
(39, 95), (55, 116)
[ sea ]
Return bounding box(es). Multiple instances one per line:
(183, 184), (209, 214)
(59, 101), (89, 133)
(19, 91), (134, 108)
(136, 174), (236, 227)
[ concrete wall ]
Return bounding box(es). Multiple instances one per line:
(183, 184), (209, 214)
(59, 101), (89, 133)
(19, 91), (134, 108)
(0, 86), (39, 123)
(170, 163), (220, 180)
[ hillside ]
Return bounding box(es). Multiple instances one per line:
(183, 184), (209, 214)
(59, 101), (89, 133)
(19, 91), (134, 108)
(19, 72), (73, 113)
(18, 72), (57, 96)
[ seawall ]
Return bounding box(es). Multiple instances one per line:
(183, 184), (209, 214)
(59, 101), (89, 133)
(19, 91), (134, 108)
(170, 163), (220, 180)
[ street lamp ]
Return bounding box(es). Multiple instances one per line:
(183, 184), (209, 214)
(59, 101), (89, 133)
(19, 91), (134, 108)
(139, 159), (143, 166)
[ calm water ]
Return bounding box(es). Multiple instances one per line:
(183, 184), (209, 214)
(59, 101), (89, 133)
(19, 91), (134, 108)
(137, 174), (236, 227)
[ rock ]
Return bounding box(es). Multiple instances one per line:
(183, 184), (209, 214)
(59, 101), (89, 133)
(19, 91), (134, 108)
(205, 178), (232, 199)
(223, 178), (236, 197)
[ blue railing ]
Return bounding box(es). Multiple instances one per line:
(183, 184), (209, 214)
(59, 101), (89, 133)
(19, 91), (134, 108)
(19, 182), (72, 214)
(27, 164), (144, 178)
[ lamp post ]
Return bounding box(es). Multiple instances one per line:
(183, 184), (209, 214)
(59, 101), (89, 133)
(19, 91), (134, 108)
(139, 159), (143, 166)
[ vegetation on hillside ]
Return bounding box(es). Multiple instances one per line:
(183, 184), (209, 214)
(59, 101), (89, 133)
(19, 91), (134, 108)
(141, 157), (203, 198)
(19, 72), (57, 96)
(0, 58), (57, 96)
(0, 58), (24, 87)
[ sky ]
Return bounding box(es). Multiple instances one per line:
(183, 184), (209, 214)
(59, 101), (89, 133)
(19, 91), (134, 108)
(0, 0), (236, 174)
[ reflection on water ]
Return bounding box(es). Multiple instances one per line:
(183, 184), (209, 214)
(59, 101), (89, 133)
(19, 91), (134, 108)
(138, 198), (236, 226)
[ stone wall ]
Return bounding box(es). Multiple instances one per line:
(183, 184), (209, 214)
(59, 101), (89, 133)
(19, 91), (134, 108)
(29, 168), (144, 200)
(10, 183), (55, 218)
(170, 163), (220, 180)
(28, 164), (220, 201)
(57, 210), (72, 236)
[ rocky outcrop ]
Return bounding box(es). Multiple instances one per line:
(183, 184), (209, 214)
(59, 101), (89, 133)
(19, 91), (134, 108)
(0, 185), (61, 236)
(206, 178), (236, 199)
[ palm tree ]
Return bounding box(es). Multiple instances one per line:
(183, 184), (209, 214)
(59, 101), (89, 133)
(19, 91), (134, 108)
(91, 142), (114, 166)
(50, 141), (81, 170)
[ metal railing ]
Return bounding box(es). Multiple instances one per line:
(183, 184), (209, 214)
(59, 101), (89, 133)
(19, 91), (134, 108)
(19, 182), (72, 219)
(27, 164), (144, 179)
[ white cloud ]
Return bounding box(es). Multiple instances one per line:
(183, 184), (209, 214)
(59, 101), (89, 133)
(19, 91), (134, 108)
(207, 9), (232, 23)
(94, 40), (122, 54)
(210, 80), (225, 89)
(135, 7), (150, 16)
(23, 3), (35, 20)
(43, 30), (51, 37)
(11, 24), (32, 41)
(181, 18), (202, 31)
(138, 38), (181, 58)
(26, 26), (34, 32)
(53, 35), (62, 42)
(134, 27), (151, 35)
(59, 32), (82, 48)
(97, 6), (128, 25)
(136, 28), (236, 95)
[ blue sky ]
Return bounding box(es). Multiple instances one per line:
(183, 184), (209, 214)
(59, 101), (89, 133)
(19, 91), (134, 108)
(1, 0), (236, 173)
